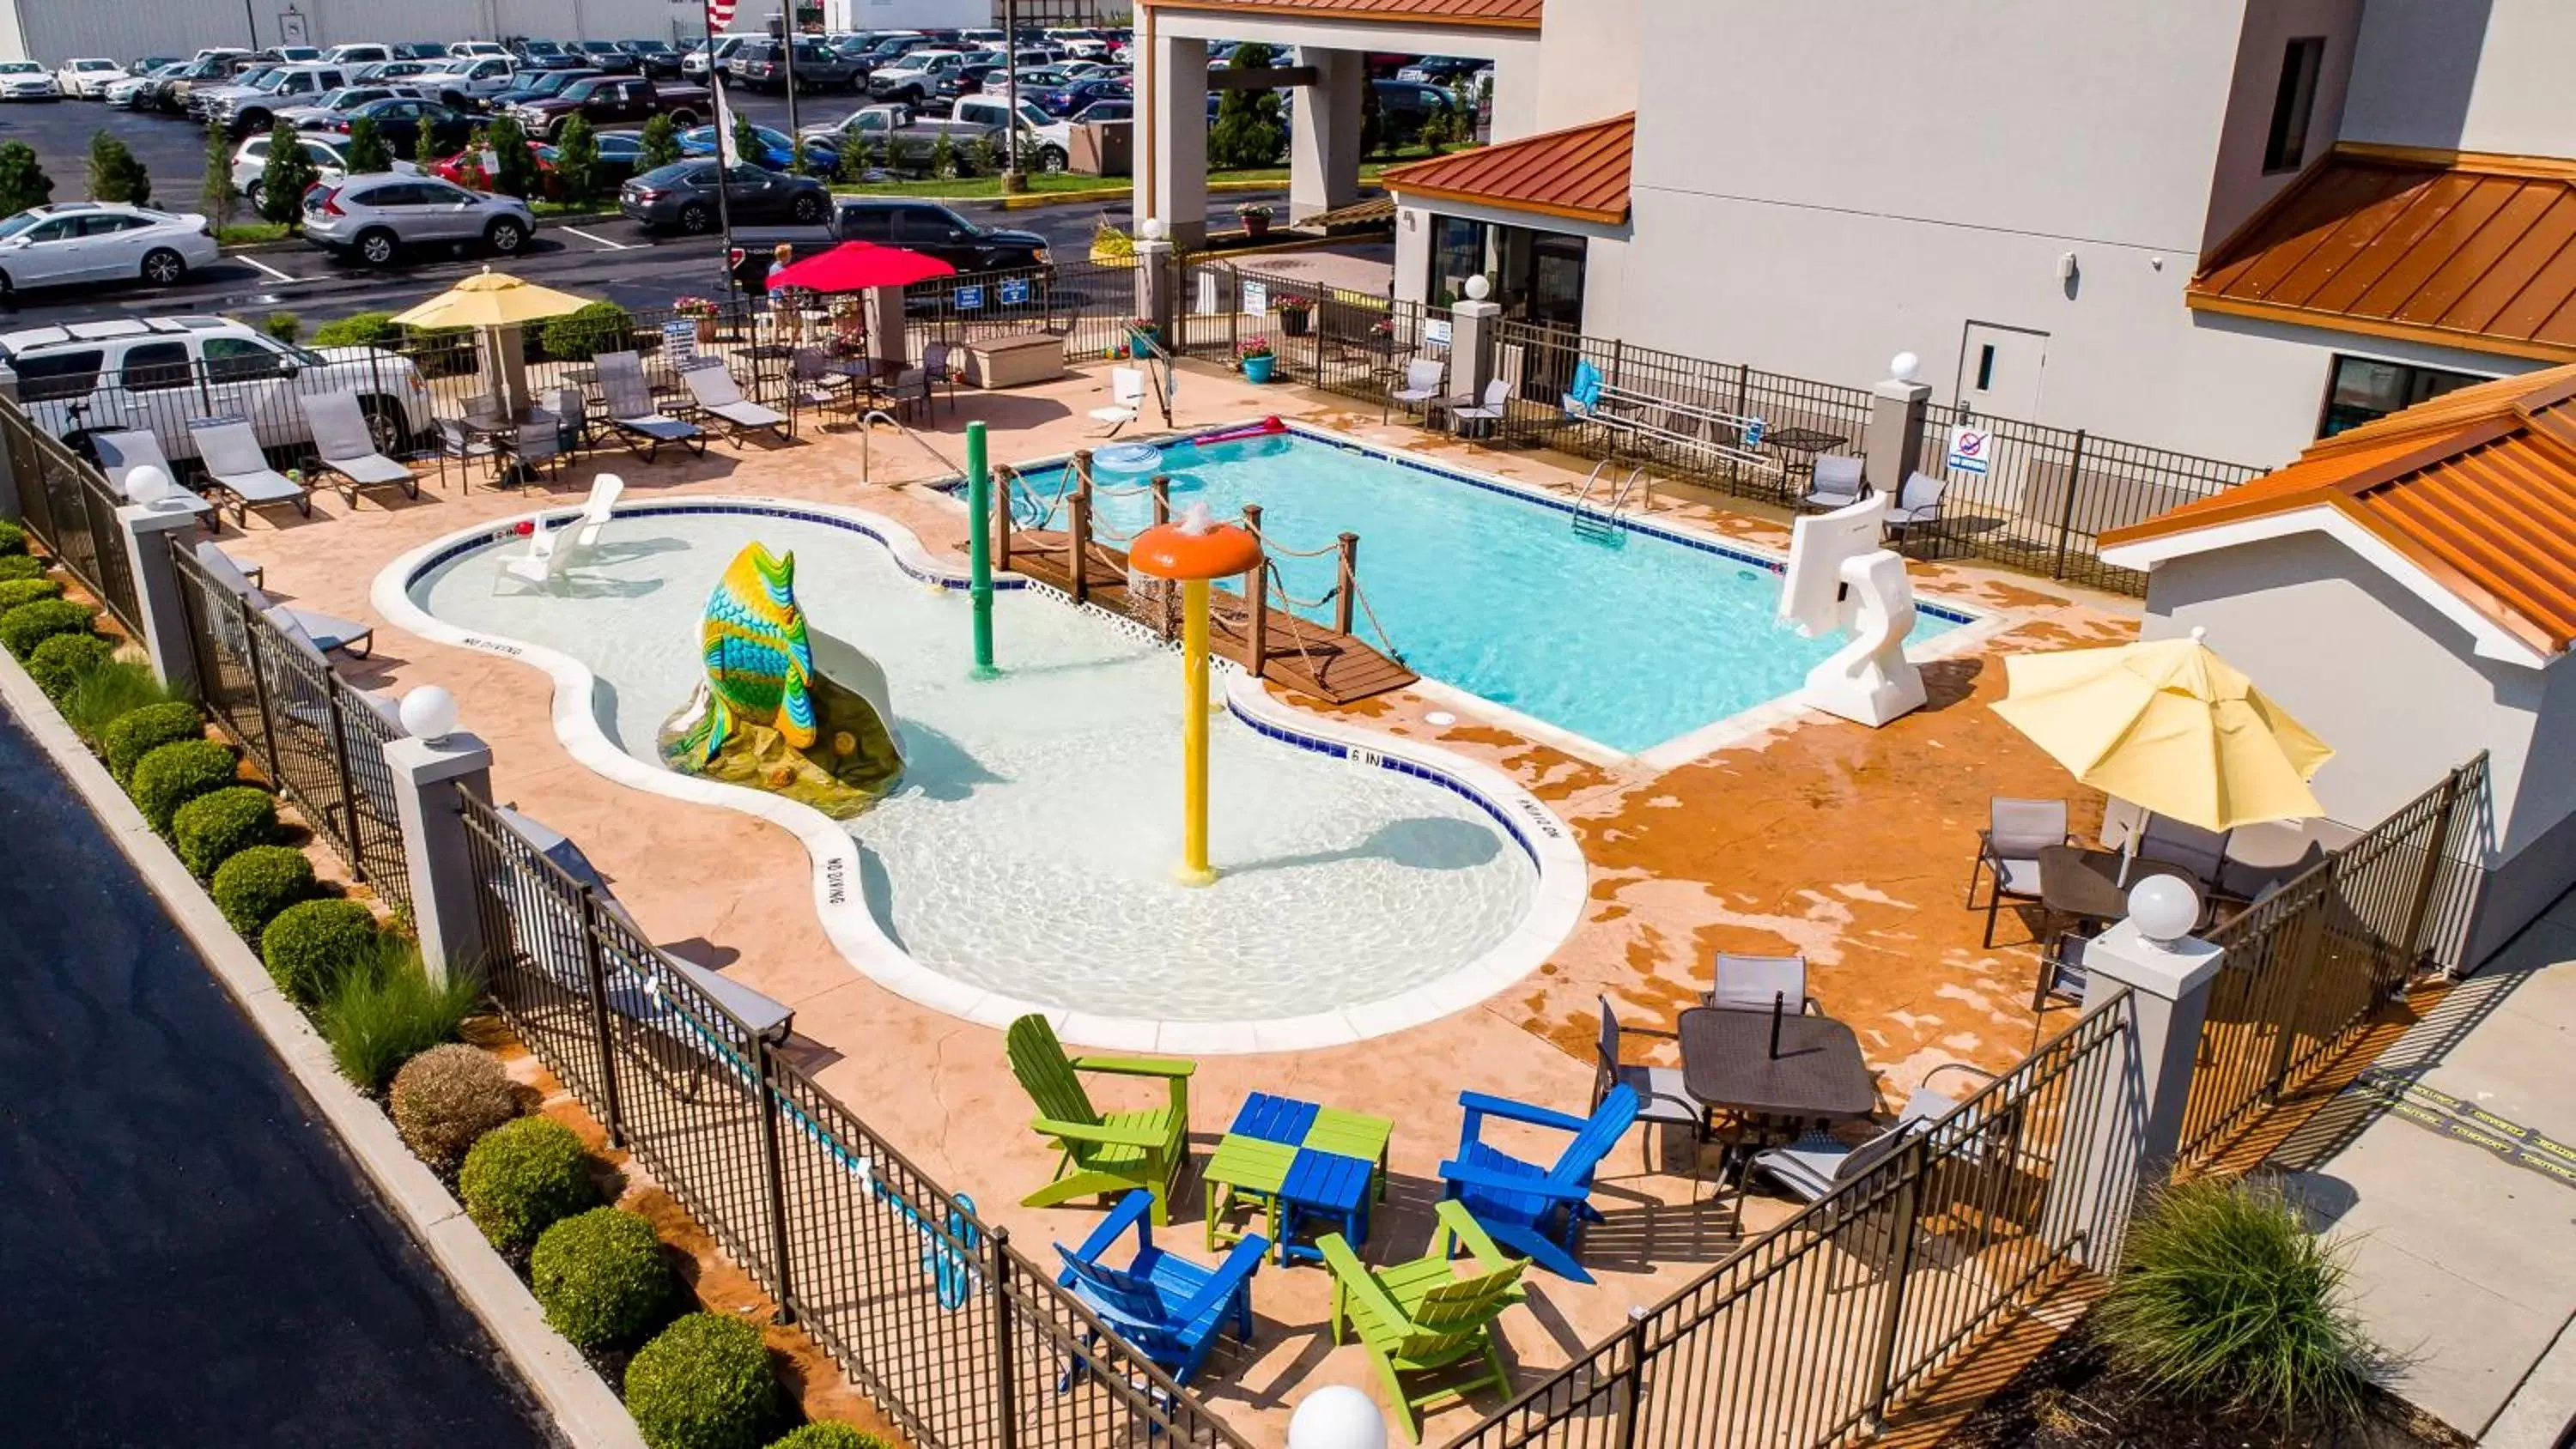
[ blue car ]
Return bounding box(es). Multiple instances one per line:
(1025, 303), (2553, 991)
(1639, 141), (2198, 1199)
(1027, 76), (1128, 118)
(675, 122), (838, 172)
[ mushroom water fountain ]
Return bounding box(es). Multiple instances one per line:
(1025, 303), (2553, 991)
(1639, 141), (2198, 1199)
(1128, 500), (1265, 886)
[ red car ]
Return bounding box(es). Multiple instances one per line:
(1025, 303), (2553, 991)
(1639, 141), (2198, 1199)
(428, 140), (564, 201)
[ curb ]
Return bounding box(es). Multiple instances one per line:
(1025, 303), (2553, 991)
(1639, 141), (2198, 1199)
(220, 210), (626, 256)
(0, 647), (647, 1449)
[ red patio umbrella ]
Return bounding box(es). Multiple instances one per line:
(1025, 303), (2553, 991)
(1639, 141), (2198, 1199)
(766, 241), (958, 293)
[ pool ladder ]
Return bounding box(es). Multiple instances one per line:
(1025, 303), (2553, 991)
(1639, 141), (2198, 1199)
(1571, 462), (1649, 540)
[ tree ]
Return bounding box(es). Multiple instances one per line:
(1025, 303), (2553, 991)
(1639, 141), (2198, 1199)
(87, 131), (151, 206)
(1359, 79), (1384, 159)
(554, 114), (600, 208)
(639, 113), (681, 172)
(414, 113), (438, 168)
(200, 120), (235, 227)
(731, 110), (764, 168)
(1208, 42), (1285, 171)
(0, 142), (55, 219)
(483, 115), (539, 200)
(344, 113), (392, 175)
(258, 119), (319, 227)
(927, 130), (958, 180)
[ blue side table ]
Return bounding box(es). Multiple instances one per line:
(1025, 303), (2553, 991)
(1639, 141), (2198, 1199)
(1275, 1148), (1373, 1265)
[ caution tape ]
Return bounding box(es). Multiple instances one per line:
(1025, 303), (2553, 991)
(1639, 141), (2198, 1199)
(2348, 1069), (2576, 1190)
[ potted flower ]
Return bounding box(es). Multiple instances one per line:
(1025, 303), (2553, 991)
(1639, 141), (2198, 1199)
(1273, 294), (1314, 336)
(1236, 336), (1276, 385)
(1127, 316), (1163, 355)
(1236, 201), (1275, 239)
(674, 295), (721, 344)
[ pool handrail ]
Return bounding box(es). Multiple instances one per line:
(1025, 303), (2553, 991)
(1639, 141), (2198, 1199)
(858, 409), (966, 485)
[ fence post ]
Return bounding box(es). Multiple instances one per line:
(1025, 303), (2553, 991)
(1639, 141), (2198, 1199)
(2049, 429), (2091, 580)
(319, 682), (368, 884)
(993, 465), (1013, 574)
(384, 720), (496, 985)
(1862, 1136), (1931, 1428)
(1449, 293), (1502, 415)
(1334, 532), (1358, 638)
(1242, 503), (1266, 673)
(1612, 1305), (1650, 1449)
(2398, 762), (2470, 973)
(2071, 900), (2226, 1259)
(1864, 366), (1932, 497)
(1068, 474), (1092, 608)
(232, 592), (283, 780)
(0, 408), (22, 522)
(753, 1035), (799, 1324)
(1134, 234), (1177, 341)
(992, 1228), (1021, 1449)
(117, 497), (216, 699)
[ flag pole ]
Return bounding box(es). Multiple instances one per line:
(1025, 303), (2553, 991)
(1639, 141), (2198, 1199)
(708, 0), (740, 306)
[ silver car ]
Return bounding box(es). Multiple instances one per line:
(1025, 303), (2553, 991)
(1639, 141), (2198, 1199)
(300, 172), (533, 267)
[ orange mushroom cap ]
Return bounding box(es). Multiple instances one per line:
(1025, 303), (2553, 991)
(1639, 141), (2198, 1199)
(1129, 512), (1265, 580)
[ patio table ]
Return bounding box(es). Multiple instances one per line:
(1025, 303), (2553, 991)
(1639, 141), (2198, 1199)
(1276, 1147), (1375, 1265)
(1679, 1005), (1878, 1197)
(2037, 845), (2191, 927)
(1202, 1092), (1394, 1258)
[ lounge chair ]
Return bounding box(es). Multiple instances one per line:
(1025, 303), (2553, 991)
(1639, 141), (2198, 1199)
(1320, 1200), (1527, 1443)
(568, 472), (623, 554)
(94, 428), (216, 529)
(1447, 378), (1510, 441)
(1005, 1013), (1194, 1225)
(679, 357), (790, 444)
(1388, 359), (1444, 421)
(1751, 1064), (1995, 1203)
(1968, 797), (2071, 947)
(595, 350), (706, 463)
(1053, 1190), (1263, 1402)
(1883, 469), (1947, 549)
(1594, 995), (1707, 1172)
(185, 414), (311, 522)
(1438, 1084), (1637, 1283)
(1707, 953), (1818, 1015)
(1089, 366), (1145, 436)
(301, 391), (418, 506)
(1800, 453), (1865, 511)
(192, 539), (373, 658)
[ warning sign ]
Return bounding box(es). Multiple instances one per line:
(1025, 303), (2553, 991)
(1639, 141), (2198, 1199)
(1946, 424), (1993, 476)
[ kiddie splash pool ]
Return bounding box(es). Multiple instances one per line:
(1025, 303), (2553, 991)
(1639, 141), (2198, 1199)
(380, 499), (1585, 1052)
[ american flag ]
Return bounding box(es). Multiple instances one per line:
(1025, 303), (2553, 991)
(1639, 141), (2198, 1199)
(706, 0), (737, 28)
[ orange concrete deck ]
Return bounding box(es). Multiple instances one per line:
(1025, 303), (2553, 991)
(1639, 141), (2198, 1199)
(219, 362), (2138, 1445)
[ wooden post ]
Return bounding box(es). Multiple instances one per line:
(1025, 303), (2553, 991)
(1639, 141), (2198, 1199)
(1068, 488), (1091, 608)
(1151, 474), (1171, 527)
(1334, 531), (1358, 638)
(1241, 503), (1266, 675)
(1151, 475), (1175, 640)
(993, 465), (1012, 573)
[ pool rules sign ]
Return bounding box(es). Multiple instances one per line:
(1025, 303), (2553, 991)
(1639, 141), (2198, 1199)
(1946, 422), (1994, 476)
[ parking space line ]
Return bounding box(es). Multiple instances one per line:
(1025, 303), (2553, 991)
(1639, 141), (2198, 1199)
(236, 254), (298, 283)
(556, 226), (632, 252)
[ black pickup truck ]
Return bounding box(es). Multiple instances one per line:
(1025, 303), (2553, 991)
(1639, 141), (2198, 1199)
(507, 75), (710, 140)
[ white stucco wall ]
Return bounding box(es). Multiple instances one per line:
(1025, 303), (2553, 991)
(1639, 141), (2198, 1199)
(2202, 0), (2362, 251)
(1531, 0), (1635, 133)
(2343, 0), (2576, 156)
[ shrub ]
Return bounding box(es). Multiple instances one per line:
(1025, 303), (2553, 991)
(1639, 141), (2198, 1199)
(1210, 43), (1287, 169)
(0, 554), (44, 582)
(768, 1426), (890, 1449)
(2097, 1176), (2378, 1431)
(626, 1313), (781, 1449)
(259, 118), (319, 227)
(88, 130), (151, 206)
(640, 112), (681, 171)
(59, 658), (170, 743)
(532, 1208), (678, 1349)
(171, 785), (279, 877)
(389, 1041), (519, 1170)
(540, 300), (634, 362)
(259, 897), (380, 1007)
(320, 943), (482, 1091)
(0, 140), (53, 219)
(344, 113), (392, 176)
(0, 576), (63, 611)
(103, 700), (203, 784)
(129, 737), (238, 835)
(27, 631), (111, 698)
(554, 115), (601, 207)
(483, 115), (540, 200)
(311, 312), (402, 349)
(0, 597), (94, 659)
(460, 1114), (600, 1256)
(0, 517), (24, 556)
(210, 844), (319, 937)
(259, 311), (302, 343)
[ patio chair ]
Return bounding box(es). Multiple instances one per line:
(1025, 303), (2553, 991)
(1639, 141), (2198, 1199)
(1706, 953), (1818, 1015)
(434, 416), (502, 491)
(1882, 470), (1947, 549)
(1090, 366), (1145, 436)
(568, 472), (624, 555)
(94, 428), (216, 530)
(921, 340), (957, 417)
(1053, 1190), (1263, 1401)
(502, 412), (569, 486)
(596, 350), (707, 463)
(544, 385), (588, 455)
(1800, 454), (1865, 512)
(191, 539), (373, 658)
(1447, 379), (1510, 442)
(1967, 797), (2071, 947)
(1005, 1013), (1195, 1225)
(1437, 1083), (1638, 1283)
(2130, 814), (2231, 893)
(789, 347), (858, 420)
(1749, 1064), (1995, 1204)
(1594, 995), (1708, 1173)
(301, 391), (418, 506)
(1320, 1200), (1528, 1443)
(884, 365), (933, 425)
(2032, 929), (2094, 1010)
(679, 357), (790, 444)
(1388, 359), (1445, 421)
(185, 414), (311, 522)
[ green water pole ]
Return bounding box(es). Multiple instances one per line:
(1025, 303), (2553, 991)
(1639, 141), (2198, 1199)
(966, 421), (999, 679)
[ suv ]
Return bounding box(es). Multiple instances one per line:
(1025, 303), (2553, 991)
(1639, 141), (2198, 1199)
(831, 200), (1046, 271)
(730, 39), (859, 93)
(216, 63), (351, 134)
(301, 172), (535, 266)
(0, 315), (434, 464)
(867, 48), (968, 103)
(415, 55), (519, 108)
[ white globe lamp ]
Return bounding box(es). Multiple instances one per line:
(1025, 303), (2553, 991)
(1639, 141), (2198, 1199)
(123, 463), (175, 508)
(1888, 351), (1921, 384)
(1462, 274), (1492, 302)
(1288, 1386), (1387, 1449)
(1139, 216), (1168, 242)
(2126, 874), (2202, 946)
(398, 685), (459, 744)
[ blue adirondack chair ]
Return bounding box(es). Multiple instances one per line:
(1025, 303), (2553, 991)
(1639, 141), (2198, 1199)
(1437, 1085), (1640, 1283)
(1054, 1190), (1267, 1399)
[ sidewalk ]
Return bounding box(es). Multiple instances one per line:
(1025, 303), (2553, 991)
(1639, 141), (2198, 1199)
(2273, 891), (2576, 1444)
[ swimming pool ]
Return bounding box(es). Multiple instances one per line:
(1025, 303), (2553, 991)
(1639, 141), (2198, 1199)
(386, 500), (1583, 1051)
(1002, 427), (1971, 755)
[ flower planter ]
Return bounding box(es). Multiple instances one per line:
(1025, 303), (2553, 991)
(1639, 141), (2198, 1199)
(1241, 214), (1272, 239)
(1128, 324), (1163, 356)
(1242, 355), (1275, 384)
(1278, 310), (1310, 337)
(693, 318), (717, 345)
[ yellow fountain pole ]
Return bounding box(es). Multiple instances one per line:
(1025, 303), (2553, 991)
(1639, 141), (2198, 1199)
(1127, 503), (1267, 888)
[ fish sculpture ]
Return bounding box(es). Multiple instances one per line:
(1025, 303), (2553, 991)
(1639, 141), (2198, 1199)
(681, 543), (819, 764)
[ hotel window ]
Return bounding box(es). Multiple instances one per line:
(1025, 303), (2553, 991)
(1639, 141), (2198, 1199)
(1429, 215), (1489, 308)
(2263, 36), (2327, 173)
(2318, 355), (2491, 437)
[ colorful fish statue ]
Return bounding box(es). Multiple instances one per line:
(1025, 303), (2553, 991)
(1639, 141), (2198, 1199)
(679, 543), (818, 764)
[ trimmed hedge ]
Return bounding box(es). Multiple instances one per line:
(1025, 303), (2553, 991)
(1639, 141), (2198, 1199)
(172, 785), (280, 877)
(27, 631), (112, 698)
(0, 518), (23, 555)
(532, 1207), (677, 1350)
(0, 576), (64, 611)
(259, 897), (380, 1006)
(130, 737), (239, 835)
(626, 1313), (782, 1449)
(390, 1042), (520, 1171)
(310, 311), (400, 348)
(0, 597), (94, 660)
(210, 844), (319, 937)
(460, 1114), (600, 1256)
(0, 554), (47, 582)
(104, 700), (204, 784)
(540, 300), (635, 361)
(768, 1427), (891, 1449)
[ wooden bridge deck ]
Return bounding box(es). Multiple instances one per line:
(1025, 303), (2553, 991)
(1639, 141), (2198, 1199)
(1005, 531), (1417, 706)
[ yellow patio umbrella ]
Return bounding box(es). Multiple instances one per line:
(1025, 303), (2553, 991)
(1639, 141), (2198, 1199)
(1990, 627), (2334, 831)
(392, 267), (597, 415)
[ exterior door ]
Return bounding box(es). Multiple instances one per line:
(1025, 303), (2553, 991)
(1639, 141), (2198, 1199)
(1955, 321), (2049, 421)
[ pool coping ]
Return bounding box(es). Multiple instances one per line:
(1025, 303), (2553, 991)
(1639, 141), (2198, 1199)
(372, 494), (1588, 1057)
(955, 416), (2013, 768)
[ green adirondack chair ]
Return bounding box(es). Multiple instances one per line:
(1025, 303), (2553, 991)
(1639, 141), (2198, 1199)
(1319, 1199), (1529, 1442)
(1005, 1013), (1196, 1225)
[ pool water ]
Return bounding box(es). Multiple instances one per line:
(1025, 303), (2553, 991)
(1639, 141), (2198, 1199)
(1008, 431), (1962, 754)
(412, 510), (1539, 1024)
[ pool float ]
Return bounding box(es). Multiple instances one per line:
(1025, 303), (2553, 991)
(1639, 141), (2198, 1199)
(1189, 416), (1288, 446)
(1094, 440), (1167, 473)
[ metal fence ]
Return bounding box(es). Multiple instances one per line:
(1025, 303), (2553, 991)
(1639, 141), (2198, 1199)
(1176, 263), (1433, 403)
(3, 401), (143, 634)
(1443, 991), (2140, 1449)
(457, 791), (1253, 1449)
(167, 541), (411, 913)
(2176, 753), (2492, 1168)
(910, 257), (1142, 362)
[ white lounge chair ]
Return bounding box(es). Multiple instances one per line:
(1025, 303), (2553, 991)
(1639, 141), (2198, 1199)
(679, 358), (789, 443)
(192, 540), (373, 658)
(595, 350), (706, 463)
(301, 391), (418, 505)
(93, 428), (214, 524)
(1801, 454), (1866, 512)
(185, 414), (312, 522)
(1089, 366), (1145, 436)
(1388, 358), (1445, 420)
(499, 515), (562, 592)
(570, 472), (623, 553)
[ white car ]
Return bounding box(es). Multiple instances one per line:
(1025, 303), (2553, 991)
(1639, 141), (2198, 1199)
(0, 61), (60, 100)
(0, 203), (218, 297)
(448, 40), (511, 59)
(105, 64), (179, 107)
(230, 133), (415, 209)
(56, 58), (129, 98)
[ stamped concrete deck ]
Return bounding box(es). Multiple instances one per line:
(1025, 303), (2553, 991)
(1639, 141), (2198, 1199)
(221, 361), (2139, 1444)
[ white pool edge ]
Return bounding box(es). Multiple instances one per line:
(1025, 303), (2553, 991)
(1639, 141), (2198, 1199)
(372, 494), (1586, 1056)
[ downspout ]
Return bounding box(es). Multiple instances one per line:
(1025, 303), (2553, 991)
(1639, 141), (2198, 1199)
(1137, 0), (1155, 226)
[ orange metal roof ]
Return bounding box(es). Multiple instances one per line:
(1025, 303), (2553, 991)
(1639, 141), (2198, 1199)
(1382, 113), (1633, 226)
(2102, 365), (2576, 656)
(2190, 146), (2576, 363)
(1140, 0), (1541, 27)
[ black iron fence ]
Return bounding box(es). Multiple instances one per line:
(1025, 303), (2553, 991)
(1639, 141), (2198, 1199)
(1443, 992), (2140, 1449)
(1172, 261), (1441, 404)
(457, 791), (1252, 1449)
(3, 401), (143, 634)
(909, 257), (1142, 363)
(2177, 753), (2492, 1168)
(167, 541), (411, 914)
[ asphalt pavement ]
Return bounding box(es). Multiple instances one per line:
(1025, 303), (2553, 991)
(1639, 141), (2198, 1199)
(0, 701), (561, 1446)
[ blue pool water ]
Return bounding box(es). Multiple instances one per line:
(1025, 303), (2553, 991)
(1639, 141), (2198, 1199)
(1006, 430), (1964, 754)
